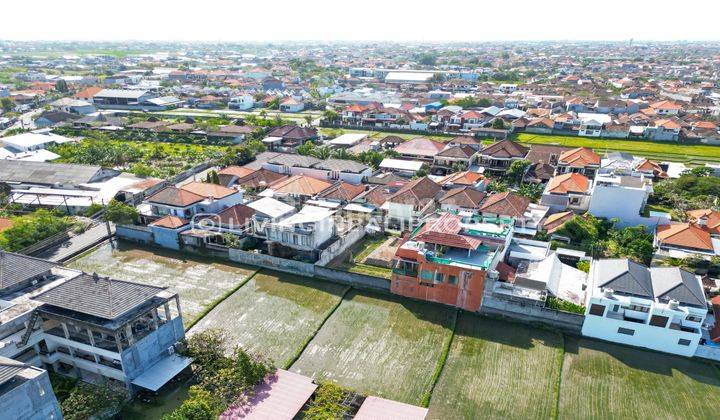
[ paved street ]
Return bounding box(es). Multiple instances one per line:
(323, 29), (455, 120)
(35, 222), (115, 262)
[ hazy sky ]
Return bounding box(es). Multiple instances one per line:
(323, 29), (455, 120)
(1, 0), (718, 42)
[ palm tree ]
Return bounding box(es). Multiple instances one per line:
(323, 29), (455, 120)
(313, 146), (331, 160)
(303, 115), (313, 126)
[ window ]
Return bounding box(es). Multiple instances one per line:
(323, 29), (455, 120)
(589, 304), (606, 316)
(435, 272), (444, 283)
(617, 327), (635, 336)
(448, 275), (458, 285)
(419, 270), (434, 281)
(649, 315), (669, 328)
(678, 338), (691, 346)
(625, 304), (650, 313)
(686, 315), (703, 323)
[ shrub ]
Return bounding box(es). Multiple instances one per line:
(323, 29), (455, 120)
(303, 382), (349, 420)
(0, 209), (75, 252)
(103, 199), (139, 225)
(545, 296), (585, 314)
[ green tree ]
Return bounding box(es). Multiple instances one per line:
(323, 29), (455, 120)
(55, 79), (69, 93)
(1, 97), (14, 112)
(322, 109), (339, 123)
(0, 209), (76, 252)
(103, 199), (139, 225)
(491, 118), (506, 129)
(505, 159), (531, 185)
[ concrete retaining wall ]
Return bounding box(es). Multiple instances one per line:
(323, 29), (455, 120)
(694, 344), (720, 362)
(116, 224), (153, 244)
(316, 226), (366, 266)
(480, 297), (584, 334)
(228, 248), (316, 276)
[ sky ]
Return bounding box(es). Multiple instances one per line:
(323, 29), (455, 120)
(1, 0), (719, 42)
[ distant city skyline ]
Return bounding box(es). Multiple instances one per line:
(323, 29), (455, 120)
(2, 0), (719, 42)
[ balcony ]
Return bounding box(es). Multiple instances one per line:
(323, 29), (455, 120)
(606, 311), (647, 324)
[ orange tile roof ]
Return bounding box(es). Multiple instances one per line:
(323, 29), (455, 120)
(543, 211), (574, 234)
(439, 171), (485, 186)
(546, 173), (590, 194)
(650, 100), (682, 110)
(0, 217), (13, 233)
(218, 166), (256, 178)
(687, 209), (720, 234)
(150, 215), (189, 229)
(75, 86), (103, 99)
(654, 119), (681, 130)
(657, 223), (714, 252)
(269, 175), (332, 196)
(180, 181), (238, 199)
(558, 147), (600, 167)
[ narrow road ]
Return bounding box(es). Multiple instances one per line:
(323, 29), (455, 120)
(35, 222), (115, 262)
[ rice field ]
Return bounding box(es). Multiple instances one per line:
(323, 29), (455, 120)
(427, 314), (563, 420)
(188, 270), (348, 368)
(67, 241), (256, 326)
(290, 289), (456, 405)
(515, 133), (720, 163)
(559, 337), (720, 419)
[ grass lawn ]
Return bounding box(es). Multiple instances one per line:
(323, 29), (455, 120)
(319, 127), (453, 142)
(515, 133), (720, 163)
(188, 270), (348, 368)
(427, 314), (563, 420)
(67, 241), (256, 327)
(290, 289), (456, 405)
(559, 337), (720, 419)
(330, 235), (393, 279)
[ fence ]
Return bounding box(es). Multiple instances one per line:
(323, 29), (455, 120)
(116, 224), (153, 243)
(168, 162), (215, 185)
(316, 225), (366, 266)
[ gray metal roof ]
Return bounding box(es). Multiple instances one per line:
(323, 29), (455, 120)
(0, 252), (57, 293)
(594, 259), (653, 298)
(267, 153), (322, 168)
(95, 89), (148, 99)
(0, 358), (27, 387)
(33, 273), (165, 320)
(0, 160), (103, 186)
(650, 267), (706, 307)
(313, 158), (370, 173)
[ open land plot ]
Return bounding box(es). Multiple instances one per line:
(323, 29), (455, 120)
(67, 241), (256, 326)
(329, 235), (394, 278)
(427, 313), (563, 420)
(188, 270), (348, 368)
(290, 289), (456, 405)
(559, 336), (720, 419)
(515, 133), (720, 163)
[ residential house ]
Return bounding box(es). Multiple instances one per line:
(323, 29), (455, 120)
(438, 187), (486, 214)
(437, 171), (487, 190)
(279, 97), (304, 113)
(228, 94), (255, 110)
(650, 100), (682, 116)
(645, 119), (681, 141)
(149, 215), (191, 250)
(378, 158), (426, 177)
(432, 145), (477, 175)
(391, 212), (514, 311)
(477, 140), (529, 175)
(265, 125), (318, 149)
(393, 138), (445, 162)
(588, 172), (653, 226)
(582, 259), (707, 357)
(541, 173), (592, 213)
(33, 110), (80, 128)
(556, 147), (601, 177)
(262, 175), (332, 204)
(655, 222), (720, 260)
(145, 182), (243, 218)
(386, 177), (442, 230)
(264, 205), (336, 256)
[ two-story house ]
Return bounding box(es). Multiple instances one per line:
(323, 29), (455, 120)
(477, 140), (529, 175)
(541, 173), (592, 213)
(582, 259), (707, 357)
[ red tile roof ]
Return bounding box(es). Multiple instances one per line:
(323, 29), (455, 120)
(546, 173), (590, 194)
(558, 147), (600, 167)
(150, 215), (189, 229)
(479, 192), (530, 218)
(181, 181), (238, 199)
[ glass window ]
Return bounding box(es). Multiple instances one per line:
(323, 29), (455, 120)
(649, 315), (668, 328)
(448, 275), (458, 285)
(678, 338), (691, 346)
(617, 327), (635, 336)
(686, 315), (703, 323)
(589, 304), (606, 316)
(435, 272), (444, 283)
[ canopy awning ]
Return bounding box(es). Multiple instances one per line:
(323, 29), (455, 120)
(131, 354), (192, 392)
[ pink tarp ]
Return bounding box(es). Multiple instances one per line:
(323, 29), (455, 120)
(354, 396), (429, 420)
(220, 369), (317, 419)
